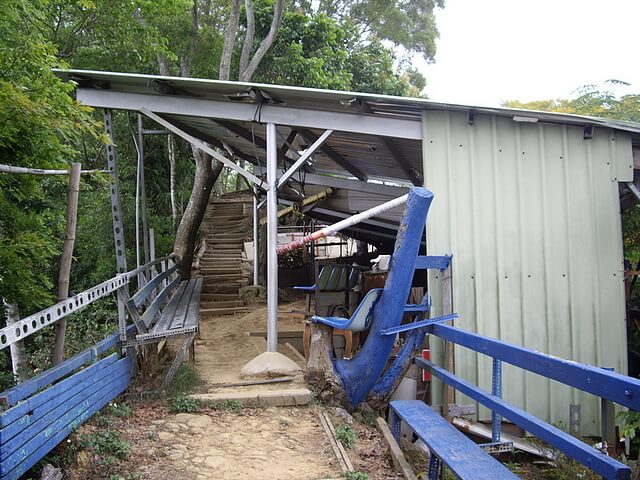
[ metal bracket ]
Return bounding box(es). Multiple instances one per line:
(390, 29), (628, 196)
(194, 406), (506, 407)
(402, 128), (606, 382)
(479, 441), (514, 454)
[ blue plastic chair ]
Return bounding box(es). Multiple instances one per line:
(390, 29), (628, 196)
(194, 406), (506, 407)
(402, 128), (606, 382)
(311, 288), (383, 333)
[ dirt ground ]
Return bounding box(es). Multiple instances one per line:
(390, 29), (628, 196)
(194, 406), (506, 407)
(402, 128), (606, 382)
(58, 301), (404, 480)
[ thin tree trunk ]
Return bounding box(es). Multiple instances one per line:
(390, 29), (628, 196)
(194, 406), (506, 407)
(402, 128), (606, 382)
(174, 149), (223, 279)
(52, 162), (82, 365)
(180, 0), (199, 77)
(4, 301), (27, 383)
(239, 0), (285, 81)
(219, 0), (242, 80)
(239, 0), (255, 76)
(168, 134), (179, 235)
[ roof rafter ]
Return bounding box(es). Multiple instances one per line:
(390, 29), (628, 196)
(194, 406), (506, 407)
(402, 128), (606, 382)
(297, 128), (367, 181)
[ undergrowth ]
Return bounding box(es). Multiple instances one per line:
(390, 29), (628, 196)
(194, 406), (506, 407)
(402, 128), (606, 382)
(171, 395), (201, 413)
(335, 424), (356, 449)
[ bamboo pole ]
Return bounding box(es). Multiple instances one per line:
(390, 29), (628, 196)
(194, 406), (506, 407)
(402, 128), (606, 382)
(52, 163), (82, 365)
(0, 164), (104, 175)
(259, 188), (333, 225)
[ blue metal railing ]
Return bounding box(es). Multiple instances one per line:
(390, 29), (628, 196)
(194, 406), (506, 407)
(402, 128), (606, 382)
(419, 323), (640, 480)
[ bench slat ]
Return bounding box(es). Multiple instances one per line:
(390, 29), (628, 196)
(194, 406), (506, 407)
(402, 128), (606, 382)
(136, 278), (202, 342)
(141, 275), (181, 329)
(167, 279), (198, 331)
(181, 278), (203, 330)
(390, 400), (517, 480)
(128, 264), (178, 310)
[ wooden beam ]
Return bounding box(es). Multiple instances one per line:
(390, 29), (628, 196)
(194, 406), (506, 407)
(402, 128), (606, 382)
(297, 128), (367, 181)
(381, 137), (422, 186)
(376, 417), (418, 480)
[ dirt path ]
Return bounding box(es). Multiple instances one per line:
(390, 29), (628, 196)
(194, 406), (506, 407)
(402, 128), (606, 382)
(64, 303), (402, 480)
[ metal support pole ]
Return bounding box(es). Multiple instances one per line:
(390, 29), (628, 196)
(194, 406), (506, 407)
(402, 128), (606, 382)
(137, 113), (151, 266)
(266, 123), (279, 352)
(103, 110), (129, 347)
(491, 358), (503, 443)
(253, 189), (259, 287)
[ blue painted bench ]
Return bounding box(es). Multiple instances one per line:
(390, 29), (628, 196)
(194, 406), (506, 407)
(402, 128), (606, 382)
(389, 400), (518, 480)
(125, 270), (203, 388)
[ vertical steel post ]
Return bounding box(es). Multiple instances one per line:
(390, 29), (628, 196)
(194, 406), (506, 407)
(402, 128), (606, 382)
(266, 123), (279, 352)
(103, 110), (128, 346)
(253, 188), (259, 286)
(137, 113), (151, 266)
(491, 357), (503, 443)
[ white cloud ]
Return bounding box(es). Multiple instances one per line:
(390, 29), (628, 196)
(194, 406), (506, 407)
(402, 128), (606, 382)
(414, 0), (640, 106)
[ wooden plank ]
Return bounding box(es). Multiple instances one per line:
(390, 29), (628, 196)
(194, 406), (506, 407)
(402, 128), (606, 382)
(0, 354), (119, 439)
(390, 400), (517, 479)
(147, 282), (187, 334)
(285, 342), (306, 364)
(128, 264), (178, 310)
(375, 417), (417, 480)
(1, 359), (128, 458)
(182, 278), (203, 330)
(318, 412), (353, 473)
(0, 371), (130, 480)
(140, 275), (181, 329)
(0, 333), (120, 408)
(167, 279), (198, 330)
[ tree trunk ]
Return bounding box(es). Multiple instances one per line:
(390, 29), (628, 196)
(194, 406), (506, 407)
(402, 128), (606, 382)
(4, 301), (27, 382)
(168, 134), (178, 234)
(174, 149), (223, 279)
(304, 323), (347, 406)
(239, 0), (256, 76)
(239, 0), (285, 81)
(52, 162), (81, 365)
(219, 0), (242, 80)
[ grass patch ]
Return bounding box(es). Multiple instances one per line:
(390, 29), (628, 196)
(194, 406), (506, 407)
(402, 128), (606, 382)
(208, 399), (244, 412)
(343, 472), (369, 480)
(170, 395), (201, 413)
(108, 402), (132, 418)
(335, 424), (356, 449)
(79, 428), (130, 461)
(165, 364), (204, 397)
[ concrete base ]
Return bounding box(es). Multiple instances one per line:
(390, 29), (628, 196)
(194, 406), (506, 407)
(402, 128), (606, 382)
(190, 388), (311, 407)
(240, 351), (302, 378)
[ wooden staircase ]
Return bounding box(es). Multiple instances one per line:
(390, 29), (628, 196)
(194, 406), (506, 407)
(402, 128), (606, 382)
(198, 194), (253, 315)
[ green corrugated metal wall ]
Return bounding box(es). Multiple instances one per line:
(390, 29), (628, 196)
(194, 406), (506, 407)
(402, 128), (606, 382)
(423, 110), (633, 435)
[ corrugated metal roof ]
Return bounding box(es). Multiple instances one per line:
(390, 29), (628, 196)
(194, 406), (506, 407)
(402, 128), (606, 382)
(55, 69), (640, 136)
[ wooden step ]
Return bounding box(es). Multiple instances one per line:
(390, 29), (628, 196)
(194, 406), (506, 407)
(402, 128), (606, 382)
(203, 285), (241, 294)
(200, 268), (246, 275)
(201, 293), (239, 300)
(200, 306), (249, 315)
(200, 300), (244, 308)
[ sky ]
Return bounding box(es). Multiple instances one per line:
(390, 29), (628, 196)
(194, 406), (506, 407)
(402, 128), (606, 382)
(414, 0), (640, 107)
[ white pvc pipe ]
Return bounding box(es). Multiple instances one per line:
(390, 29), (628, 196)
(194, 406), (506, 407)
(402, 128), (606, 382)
(253, 189), (259, 286)
(266, 123), (279, 352)
(277, 194), (408, 255)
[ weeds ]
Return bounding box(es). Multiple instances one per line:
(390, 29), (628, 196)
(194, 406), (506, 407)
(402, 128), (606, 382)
(170, 395), (201, 413)
(79, 428), (130, 461)
(343, 472), (369, 480)
(108, 402), (132, 418)
(208, 399), (243, 412)
(165, 364), (204, 397)
(335, 424), (356, 449)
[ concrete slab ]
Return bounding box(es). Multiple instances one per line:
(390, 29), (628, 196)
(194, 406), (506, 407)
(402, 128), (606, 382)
(240, 351), (302, 378)
(190, 388), (312, 407)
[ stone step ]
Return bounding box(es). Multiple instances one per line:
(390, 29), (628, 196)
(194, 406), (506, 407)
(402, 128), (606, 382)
(200, 306), (249, 315)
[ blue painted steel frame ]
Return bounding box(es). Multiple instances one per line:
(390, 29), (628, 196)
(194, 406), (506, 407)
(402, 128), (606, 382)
(334, 187), (434, 407)
(428, 323), (640, 411)
(418, 357), (630, 480)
